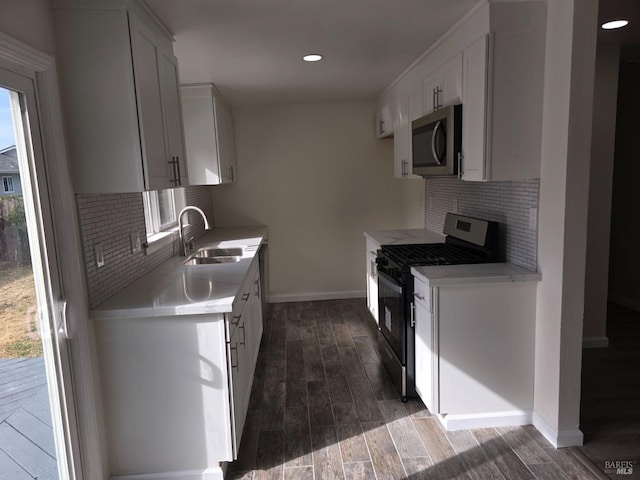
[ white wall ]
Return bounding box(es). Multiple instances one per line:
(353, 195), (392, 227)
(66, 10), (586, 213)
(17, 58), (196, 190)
(0, 0), (56, 56)
(583, 43), (620, 345)
(534, 0), (597, 447)
(211, 101), (425, 300)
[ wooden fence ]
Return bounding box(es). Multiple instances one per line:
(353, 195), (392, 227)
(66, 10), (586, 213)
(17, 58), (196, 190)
(0, 196), (30, 263)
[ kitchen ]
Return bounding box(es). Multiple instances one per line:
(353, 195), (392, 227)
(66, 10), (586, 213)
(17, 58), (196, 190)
(0, 0), (627, 479)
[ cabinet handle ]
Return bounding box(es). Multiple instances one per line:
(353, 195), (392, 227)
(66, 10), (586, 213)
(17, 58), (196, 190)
(370, 260), (377, 279)
(410, 302), (416, 328)
(168, 157), (178, 186)
(413, 292), (425, 301)
(379, 119), (385, 136)
(241, 292), (250, 301)
(457, 152), (463, 179)
(436, 86), (443, 109)
(254, 280), (260, 298)
(402, 159), (408, 178)
(230, 343), (238, 369)
(239, 324), (246, 347)
(229, 166), (234, 182)
(432, 88), (437, 112)
(175, 156), (182, 186)
(232, 314), (242, 326)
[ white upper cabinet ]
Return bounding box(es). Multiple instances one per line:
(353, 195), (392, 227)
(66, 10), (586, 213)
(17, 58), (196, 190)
(461, 2), (546, 182)
(377, 1), (546, 182)
(423, 53), (463, 114)
(181, 84), (237, 185)
(392, 84), (423, 179)
(374, 103), (393, 138)
(52, 0), (188, 193)
(460, 35), (489, 181)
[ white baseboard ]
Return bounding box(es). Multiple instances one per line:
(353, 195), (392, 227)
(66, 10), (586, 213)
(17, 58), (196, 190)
(111, 467), (223, 480)
(608, 294), (640, 312)
(532, 412), (584, 448)
(437, 410), (533, 431)
(267, 290), (366, 303)
(582, 336), (609, 349)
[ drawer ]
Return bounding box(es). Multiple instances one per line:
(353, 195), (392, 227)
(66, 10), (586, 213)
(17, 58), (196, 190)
(412, 275), (432, 312)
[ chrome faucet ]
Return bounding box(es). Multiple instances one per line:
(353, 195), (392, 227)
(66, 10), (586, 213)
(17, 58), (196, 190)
(178, 206), (211, 256)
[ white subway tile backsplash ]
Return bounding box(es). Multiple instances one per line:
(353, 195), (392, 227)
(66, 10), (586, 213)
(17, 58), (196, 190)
(425, 177), (539, 270)
(77, 186), (213, 309)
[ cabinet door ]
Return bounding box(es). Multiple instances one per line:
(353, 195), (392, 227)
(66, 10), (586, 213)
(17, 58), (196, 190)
(158, 51), (188, 187)
(393, 95), (409, 178)
(228, 315), (248, 458)
(375, 104), (393, 138)
(440, 53), (463, 107)
(394, 88), (422, 179)
(414, 296), (435, 413)
(222, 106), (237, 184)
(181, 87), (222, 185)
(461, 35), (490, 182)
(423, 73), (440, 114)
(131, 22), (172, 190)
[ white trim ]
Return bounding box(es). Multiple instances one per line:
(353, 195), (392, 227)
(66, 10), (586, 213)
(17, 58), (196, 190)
(436, 410), (532, 431)
(0, 31), (106, 480)
(111, 467), (223, 480)
(608, 294), (640, 312)
(582, 336), (609, 349)
(532, 412), (584, 448)
(267, 290), (366, 303)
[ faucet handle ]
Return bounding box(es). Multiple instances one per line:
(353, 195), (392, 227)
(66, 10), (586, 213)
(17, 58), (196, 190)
(186, 236), (195, 251)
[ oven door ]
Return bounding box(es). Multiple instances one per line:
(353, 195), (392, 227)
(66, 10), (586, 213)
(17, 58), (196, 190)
(377, 269), (406, 364)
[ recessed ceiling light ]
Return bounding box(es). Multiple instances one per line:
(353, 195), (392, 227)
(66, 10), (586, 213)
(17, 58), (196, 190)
(602, 19), (629, 30)
(303, 54), (324, 62)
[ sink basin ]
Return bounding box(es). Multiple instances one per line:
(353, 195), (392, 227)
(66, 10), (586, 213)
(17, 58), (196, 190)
(192, 247), (244, 258)
(184, 256), (242, 266)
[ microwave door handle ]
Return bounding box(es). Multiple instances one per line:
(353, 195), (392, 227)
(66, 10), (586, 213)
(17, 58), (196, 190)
(431, 120), (443, 165)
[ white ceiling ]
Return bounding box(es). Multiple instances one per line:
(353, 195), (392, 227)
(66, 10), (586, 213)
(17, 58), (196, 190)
(146, 0), (480, 107)
(147, 0), (640, 107)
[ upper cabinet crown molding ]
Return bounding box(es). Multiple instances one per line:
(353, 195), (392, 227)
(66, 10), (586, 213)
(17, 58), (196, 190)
(376, 0), (546, 182)
(52, 0), (188, 193)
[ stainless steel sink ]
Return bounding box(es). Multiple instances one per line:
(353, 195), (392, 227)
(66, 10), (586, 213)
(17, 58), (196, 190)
(193, 247), (244, 258)
(183, 256), (241, 266)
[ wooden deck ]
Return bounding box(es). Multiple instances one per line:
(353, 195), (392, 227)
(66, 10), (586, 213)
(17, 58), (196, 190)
(0, 357), (58, 480)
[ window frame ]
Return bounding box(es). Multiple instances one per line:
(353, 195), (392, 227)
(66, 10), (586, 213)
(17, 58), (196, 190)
(2, 176), (15, 193)
(142, 188), (186, 247)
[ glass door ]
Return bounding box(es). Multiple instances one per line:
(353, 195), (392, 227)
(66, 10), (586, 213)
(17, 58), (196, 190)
(1, 66), (78, 479)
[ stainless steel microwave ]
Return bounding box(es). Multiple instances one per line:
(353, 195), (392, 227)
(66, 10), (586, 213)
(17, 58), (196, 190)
(411, 104), (462, 177)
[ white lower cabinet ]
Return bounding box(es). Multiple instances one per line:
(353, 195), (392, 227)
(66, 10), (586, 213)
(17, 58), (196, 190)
(94, 260), (262, 478)
(227, 261), (262, 455)
(412, 271), (538, 429)
(365, 238), (380, 323)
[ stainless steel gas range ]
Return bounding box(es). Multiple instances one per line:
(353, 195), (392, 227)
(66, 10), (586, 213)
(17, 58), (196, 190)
(375, 213), (499, 402)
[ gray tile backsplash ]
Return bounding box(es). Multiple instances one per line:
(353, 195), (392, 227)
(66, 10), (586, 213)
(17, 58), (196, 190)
(77, 186), (213, 309)
(425, 178), (539, 270)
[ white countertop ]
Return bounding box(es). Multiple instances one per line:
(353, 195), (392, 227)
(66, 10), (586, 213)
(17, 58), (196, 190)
(364, 228), (445, 246)
(91, 226), (267, 320)
(411, 262), (541, 287)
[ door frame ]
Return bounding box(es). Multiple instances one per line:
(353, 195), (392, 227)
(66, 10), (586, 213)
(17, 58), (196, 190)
(0, 31), (106, 480)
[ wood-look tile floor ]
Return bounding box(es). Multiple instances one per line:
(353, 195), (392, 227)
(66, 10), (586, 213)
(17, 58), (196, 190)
(227, 299), (603, 480)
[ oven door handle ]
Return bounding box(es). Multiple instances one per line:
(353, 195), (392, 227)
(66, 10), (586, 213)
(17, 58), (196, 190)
(377, 269), (404, 295)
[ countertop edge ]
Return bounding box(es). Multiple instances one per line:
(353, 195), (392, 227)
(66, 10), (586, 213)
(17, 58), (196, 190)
(411, 263), (542, 287)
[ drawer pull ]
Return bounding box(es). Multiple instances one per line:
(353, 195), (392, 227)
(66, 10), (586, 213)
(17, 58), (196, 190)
(413, 292), (425, 301)
(241, 292), (250, 301)
(230, 344), (238, 369)
(232, 314), (242, 326)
